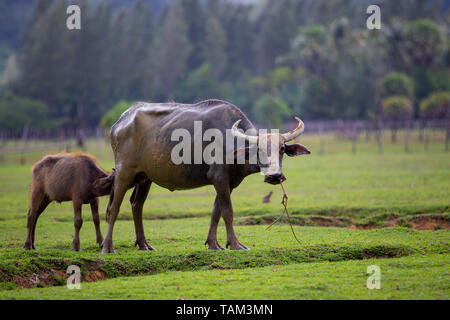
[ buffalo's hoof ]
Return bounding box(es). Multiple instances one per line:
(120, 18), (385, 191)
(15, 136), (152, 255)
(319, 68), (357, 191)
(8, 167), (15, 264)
(138, 244), (156, 251)
(205, 239), (225, 250)
(101, 240), (115, 254)
(101, 247), (115, 254)
(227, 241), (250, 250)
(96, 237), (104, 247)
(23, 243), (34, 251)
(135, 239), (156, 251)
(71, 242), (81, 252)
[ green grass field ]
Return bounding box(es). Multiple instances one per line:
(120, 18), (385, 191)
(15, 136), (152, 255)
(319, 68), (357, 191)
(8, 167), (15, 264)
(0, 131), (449, 299)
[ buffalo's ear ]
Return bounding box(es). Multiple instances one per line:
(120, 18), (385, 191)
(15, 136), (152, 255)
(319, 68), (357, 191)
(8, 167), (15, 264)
(284, 143), (311, 157)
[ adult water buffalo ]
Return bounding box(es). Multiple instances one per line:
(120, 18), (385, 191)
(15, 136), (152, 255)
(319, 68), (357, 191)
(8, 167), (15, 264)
(101, 99), (309, 253)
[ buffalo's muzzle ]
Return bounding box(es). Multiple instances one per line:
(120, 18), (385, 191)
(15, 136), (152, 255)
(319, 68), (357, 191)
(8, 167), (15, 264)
(264, 173), (286, 185)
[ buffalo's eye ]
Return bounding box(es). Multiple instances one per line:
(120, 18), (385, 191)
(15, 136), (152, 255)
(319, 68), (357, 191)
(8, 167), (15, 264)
(280, 146), (285, 153)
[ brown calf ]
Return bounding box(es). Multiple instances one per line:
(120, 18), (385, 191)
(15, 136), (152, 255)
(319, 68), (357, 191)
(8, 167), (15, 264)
(24, 152), (115, 251)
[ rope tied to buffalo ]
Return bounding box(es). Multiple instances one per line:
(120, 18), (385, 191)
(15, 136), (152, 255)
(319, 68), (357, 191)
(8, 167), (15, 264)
(265, 182), (302, 245)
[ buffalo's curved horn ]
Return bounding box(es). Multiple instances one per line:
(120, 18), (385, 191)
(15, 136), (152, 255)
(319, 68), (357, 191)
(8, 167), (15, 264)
(231, 120), (258, 144)
(282, 117), (305, 142)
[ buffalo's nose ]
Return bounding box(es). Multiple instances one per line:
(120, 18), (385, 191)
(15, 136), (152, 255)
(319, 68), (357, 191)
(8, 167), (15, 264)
(264, 173), (286, 185)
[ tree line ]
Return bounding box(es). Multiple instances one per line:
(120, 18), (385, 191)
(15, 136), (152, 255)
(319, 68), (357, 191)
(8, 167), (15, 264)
(0, 0), (448, 134)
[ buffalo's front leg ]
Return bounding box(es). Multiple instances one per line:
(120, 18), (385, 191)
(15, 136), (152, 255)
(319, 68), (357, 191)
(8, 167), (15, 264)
(205, 196), (225, 250)
(214, 184), (249, 250)
(130, 180), (155, 251)
(101, 170), (133, 253)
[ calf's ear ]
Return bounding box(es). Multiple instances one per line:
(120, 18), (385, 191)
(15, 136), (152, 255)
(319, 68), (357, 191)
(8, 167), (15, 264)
(284, 143), (311, 157)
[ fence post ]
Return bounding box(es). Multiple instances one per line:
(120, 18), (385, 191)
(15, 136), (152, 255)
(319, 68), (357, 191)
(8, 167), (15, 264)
(65, 128), (72, 153)
(0, 132), (5, 164)
(445, 121), (449, 152)
(96, 127), (102, 161)
(319, 123), (325, 155)
(376, 118), (383, 155)
(404, 120), (410, 153)
(351, 123), (357, 154)
(419, 119), (425, 142)
(20, 124), (29, 165)
(365, 121), (370, 142)
(391, 120), (397, 143)
(424, 120), (429, 152)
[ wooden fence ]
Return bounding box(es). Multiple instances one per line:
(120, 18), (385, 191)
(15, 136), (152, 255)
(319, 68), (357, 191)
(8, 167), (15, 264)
(0, 120), (448, 165)
(0, 127), (106, 165)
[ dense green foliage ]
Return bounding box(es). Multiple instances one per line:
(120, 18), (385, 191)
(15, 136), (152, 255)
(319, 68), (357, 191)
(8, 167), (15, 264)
(378, 72), (415, 100)
(0, 93), (51, 130)
(381, 96), (413, 120)
(252, 94), (291, 128)
(0, 0), (448, 130)
(175, 62), (226, 102)
(405, 19), (444, 67)
(0, 0), (33, 71)
(99, 100), (134, 129)
(420, 91), (450, 119)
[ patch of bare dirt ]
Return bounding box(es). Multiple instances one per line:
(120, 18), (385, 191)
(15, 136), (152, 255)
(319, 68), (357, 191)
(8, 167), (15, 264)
(237, 214), (450, 231)
(262, 217), (275, 225)
(13, 269), (67, 288)
(236, 217), (255, 225)
(12, 259), (108, 288)
(52, 269), (67, 278)
(13, 268), (108, 288)
(348, 222), (378, 230)
(13, 275), (36, 288)
(309, 216), (358, 228)
(309, 217), (339, 227)
(84, 270), (106, 282)
(210, 264), (226, 270)
(362, 249), (399, 259)
(409, 216), (450, 230)
(385, 218), (399, 228)
(236, 217), (272, 225)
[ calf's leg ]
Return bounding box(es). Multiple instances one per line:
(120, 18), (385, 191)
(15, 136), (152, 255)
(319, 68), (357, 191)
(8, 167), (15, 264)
(130, 180), (154, 250)
(72, 200), (83, 251)
(90, 198), (103, 246)
(205, 196), (225, 250)
(214, 184), (248, 250)
(24, 192), (50, 250)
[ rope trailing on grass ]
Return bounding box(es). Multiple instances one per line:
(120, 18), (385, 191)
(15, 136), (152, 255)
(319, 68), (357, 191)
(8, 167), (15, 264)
(265, 182), (302, 245)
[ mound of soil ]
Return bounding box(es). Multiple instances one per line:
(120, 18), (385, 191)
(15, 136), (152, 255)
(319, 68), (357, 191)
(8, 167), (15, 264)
(309, 217), (338, 227)
(409, 216), (450, 230)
